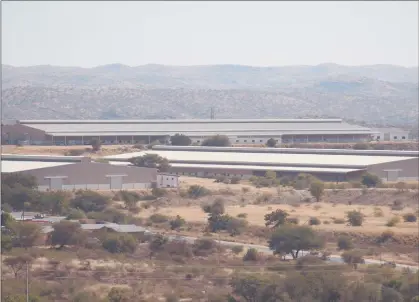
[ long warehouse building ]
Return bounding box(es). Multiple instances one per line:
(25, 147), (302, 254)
(104, 146), (419, 182)
(2, 118), (375, 146)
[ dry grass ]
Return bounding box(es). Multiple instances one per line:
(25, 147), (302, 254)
(137, 202), (419, 235)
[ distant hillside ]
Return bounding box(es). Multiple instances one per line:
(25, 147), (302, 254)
(2, 63), (418, 126)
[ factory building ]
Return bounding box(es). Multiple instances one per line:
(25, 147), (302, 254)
(2, 118), (375, 146)
(104, 146), (419, 182)
(1, 155), (178, 191)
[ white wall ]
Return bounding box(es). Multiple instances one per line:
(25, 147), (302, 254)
(156, 174), (179, 188)
(37, 182), (152, 191)
(372, 130), (409, 141)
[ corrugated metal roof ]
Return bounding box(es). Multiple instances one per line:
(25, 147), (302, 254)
(171, 163), (363, 174)
(19, 119), (373, 136)
(41, 223), (149, 234)
(108, 161), (363, 174)
(152, 145), (419, 157)
(2, 154), (88, 162)
(19, 118), (344, 124)
(1, 161), (73, 173)
(104, 150), (412, 168)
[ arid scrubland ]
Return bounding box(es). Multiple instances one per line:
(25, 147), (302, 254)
(2, 172), (419, 301)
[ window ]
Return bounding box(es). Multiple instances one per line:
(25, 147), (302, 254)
(197, 140), (200, 143)
(236, 140), (239, 143)
(402, 136), (406, 139)
(252, 140), (255, 143)
(377, 136), (380, 139)
(394, 136), (397, 140)
(244, 140), (247, 142)
(260, 140), (263, 142)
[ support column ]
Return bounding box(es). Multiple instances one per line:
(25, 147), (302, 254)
(64, 136), (67, 146)
(81, 136), (84, 145)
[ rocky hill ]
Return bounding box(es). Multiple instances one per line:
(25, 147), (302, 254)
(2, 64), (418, 125)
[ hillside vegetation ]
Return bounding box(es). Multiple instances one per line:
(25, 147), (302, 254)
(2, 64), (418, 126)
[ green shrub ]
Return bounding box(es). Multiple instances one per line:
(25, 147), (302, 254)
(188, 185), (211, 198)
(102, 233), (137, 254)
(346, 210), (364, 226)
(386, 216), (401, 227)
(170, 215), (186, 230)
(403, 213), (417, 222)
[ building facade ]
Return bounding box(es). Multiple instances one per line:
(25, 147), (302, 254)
(2, 119), (376, 146)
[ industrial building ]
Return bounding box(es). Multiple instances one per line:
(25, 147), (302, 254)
(1, 155), (178, 191)
(104, 146), (419, 182)
(371, 127), (411, 141)
(2, 118), (376, 146)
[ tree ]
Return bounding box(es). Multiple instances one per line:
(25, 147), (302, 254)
(3, 255), (33, 278)
(102, 233), (137, 254)
(337, 235), (354, 250)
(170, 133), (192, 146)
(1, 235), (13, 252)
(265, 171), (277, 179)
(230, 274), (286, 302)
(264, 209), (289, 228)
(129, 154), (171, 172)
(1, 212), (15, 228)
(341, 249), (365, 269)
(170, 215), (186, 230)
(353, 142), (371, 150)
(70, 190), (110, 212)
(148, 234), (168, 257)
(10, 222), (43, 249)
(1, 173), (38, 189)
(266, 138), (277, 148)
(309, 181), (325, 202)
(268, 225), (324, 259)
(361, 173), (382, 188)
(346, 210), (364, 226)
(201, 135), (231, 147)
(50, 221), (85, 249)
(39, 190), (71, 215)
(66, 209), (87, 220)
(91, 138), (101, 152)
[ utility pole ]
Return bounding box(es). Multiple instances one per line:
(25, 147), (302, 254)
(26, 261), (29, 302)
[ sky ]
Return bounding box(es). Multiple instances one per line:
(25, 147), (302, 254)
(2, 1), (418, 68)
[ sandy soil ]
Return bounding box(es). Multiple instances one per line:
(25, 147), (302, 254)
(137, 202), (419, 235)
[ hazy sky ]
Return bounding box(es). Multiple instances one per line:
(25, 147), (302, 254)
(2, 1), (418, 67)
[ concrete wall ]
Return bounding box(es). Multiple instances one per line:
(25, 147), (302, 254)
(1, 124), (48, 144)
(18, 162), (157, 190)
(156, 174), (179, 188)
(372, 130), (410, 141)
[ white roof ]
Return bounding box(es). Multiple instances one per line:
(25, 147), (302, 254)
(104, 150), (412, 168)
(1, 161), (72, 173)
(108, 161), (362, 173)
(171, 163), (363, 174)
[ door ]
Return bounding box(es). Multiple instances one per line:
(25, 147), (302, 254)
(109, 176), (123, 190)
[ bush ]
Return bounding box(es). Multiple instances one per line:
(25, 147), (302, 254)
(353, 142), (371, 150)
(337, 235), (354, 250)
(149, 213), (170, 224)
(361, 173), (382, 188)
(386, 216), (401, 227)
(295, 255), (324, 270)
(341, 249), (365, 267)
(70, 190), (110, 212)
(346, 210), (364, 226)
(66, 209), (87, 220)
(243, 248), (259, 261)
(237, 213), (248, 219)
(187, 185), (211, 198)
(403, 213), (417, 222)
(231, 245), (244, 254)
(201, 135), (231, 147)
(377, 230), (394, 243)
(170, 215), (186, 230)
(309, 217), (321, 225)
(286, 217), (299, 225)
(333, 218), (346, 224)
